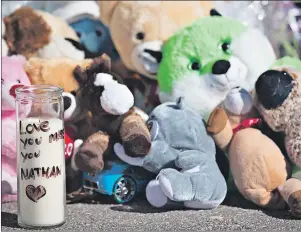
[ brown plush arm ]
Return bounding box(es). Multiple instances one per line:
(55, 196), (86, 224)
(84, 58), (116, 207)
(75, 131), (111, 174)
(119, 109), (151, 157)
(207, 108), (233, 152)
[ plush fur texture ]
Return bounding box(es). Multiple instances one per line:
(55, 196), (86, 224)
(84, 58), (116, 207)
(70, 17), (119, 60)
(35, 10), (79, 41)
(99, 1), (213, 80)
(24, 57), (94, 93)
(70, 57), (151, 174)
(230, 28), (276, 91)
(4, 7), (51, 58)
(114, 98), (227, 209)
(4, 7), (81, 59)
(222, 87), (258, 128)
(208, 107), (301, 217)
(36, 35), (84, 60)
(255, 58), (301, 169)
(62, 91), (93, 140)
(2, 55), (31, 203)
(158, 16), (276, 122)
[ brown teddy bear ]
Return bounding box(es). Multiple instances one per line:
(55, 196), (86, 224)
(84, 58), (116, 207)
(207, 61), (301, 218)
(4, 7), (84, 60)
(255, 65), (301, 169)
(207, 107), (301, 218)
(98, 1), (214, 112)
(70, 57), (152, 174)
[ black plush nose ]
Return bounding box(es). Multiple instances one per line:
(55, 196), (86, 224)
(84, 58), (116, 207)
(255, 70), (294, 110)
(212, 60), (231, 75)
(144, 49), (163, 63)
(64, 96), (72, 111)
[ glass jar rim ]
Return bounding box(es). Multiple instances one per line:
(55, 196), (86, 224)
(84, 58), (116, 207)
(16, 85), (63, 100)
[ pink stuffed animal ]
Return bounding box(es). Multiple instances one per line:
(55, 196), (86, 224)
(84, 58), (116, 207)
(2, 55), (30, 202)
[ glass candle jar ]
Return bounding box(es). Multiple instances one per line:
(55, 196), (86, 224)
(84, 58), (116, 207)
(15, 85), (66, 229)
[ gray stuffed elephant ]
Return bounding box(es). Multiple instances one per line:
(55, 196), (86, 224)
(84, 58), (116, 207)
(114, 98), (227, 209)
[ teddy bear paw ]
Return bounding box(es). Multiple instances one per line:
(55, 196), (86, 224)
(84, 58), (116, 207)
(75, 143), (104, 174)
(123, 134), (151, 157)
(288, 190), (301, 218)
(207, 107), (228, 134)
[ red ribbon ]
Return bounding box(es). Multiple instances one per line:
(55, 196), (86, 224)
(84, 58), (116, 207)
(233, 118), (262, 134)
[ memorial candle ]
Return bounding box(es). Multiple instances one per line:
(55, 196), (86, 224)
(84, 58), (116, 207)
(16, 85), (66, 229)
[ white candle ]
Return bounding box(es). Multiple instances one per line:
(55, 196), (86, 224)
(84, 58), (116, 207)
(17, 117), (66, 227)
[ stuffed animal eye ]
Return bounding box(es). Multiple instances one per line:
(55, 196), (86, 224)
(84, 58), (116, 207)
(1, 78), (4, 84)
(147, 120), (159, 140)
(96, 29), (102, 37)
(190, 62), (201, 71)
(221, 42), (231, 53)
(136, 32), (145, 41)
(17, 79), (21, 83)
(76, 31), (81, 38)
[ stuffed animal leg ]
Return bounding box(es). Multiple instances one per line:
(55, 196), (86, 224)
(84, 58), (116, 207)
(154, 150), (227, 209)
(278, 178), (301, 218)
(75, 131), (111, 174)
(207, 108), (289, 210)
(119, 109), (151, 157)
(115, 142), (227, 209)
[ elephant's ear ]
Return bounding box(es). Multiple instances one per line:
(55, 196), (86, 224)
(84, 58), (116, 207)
(210, 9), (222, 16)
(113, 143), (145, 167)
(176, 97), (185, 109)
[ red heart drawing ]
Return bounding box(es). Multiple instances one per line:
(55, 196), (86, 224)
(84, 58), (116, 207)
(25, 185), (47, 203)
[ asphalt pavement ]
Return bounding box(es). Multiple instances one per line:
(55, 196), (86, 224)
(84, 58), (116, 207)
(2, 191), (301, 231)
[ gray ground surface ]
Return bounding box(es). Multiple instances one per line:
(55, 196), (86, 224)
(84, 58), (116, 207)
(2, 192), (301, 231)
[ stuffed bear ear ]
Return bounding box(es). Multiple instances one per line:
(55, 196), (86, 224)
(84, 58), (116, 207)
(73, 54), (112, 85)
(98, 1), (119, 26)
(210, 9), (222, 17)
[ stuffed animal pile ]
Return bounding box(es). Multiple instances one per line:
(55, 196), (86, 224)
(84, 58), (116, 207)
(1, 1), (301, 219)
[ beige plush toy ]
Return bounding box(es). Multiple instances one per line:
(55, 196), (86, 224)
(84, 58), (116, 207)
(207, 61), (301, 218)
(4, 7), (84, 60)
(99, 1), (213, 80)
(24, 56), (95, 93)
(207, 107), (301, 218)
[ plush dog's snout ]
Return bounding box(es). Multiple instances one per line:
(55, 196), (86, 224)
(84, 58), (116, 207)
(144, 49), (163, 63)
(212, 60), (231, 75)
(255, 70), (294, 109)
(64, 95), (72, 111)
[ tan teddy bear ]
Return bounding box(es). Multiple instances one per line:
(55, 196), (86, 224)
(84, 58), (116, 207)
(24, 56), (96, 93)
(207, 62), (301, 218)
(207, 107), (301, 218)
(99, 1), (213, 80)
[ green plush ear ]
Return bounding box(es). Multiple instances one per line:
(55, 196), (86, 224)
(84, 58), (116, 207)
(272, 56), (301, 70)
